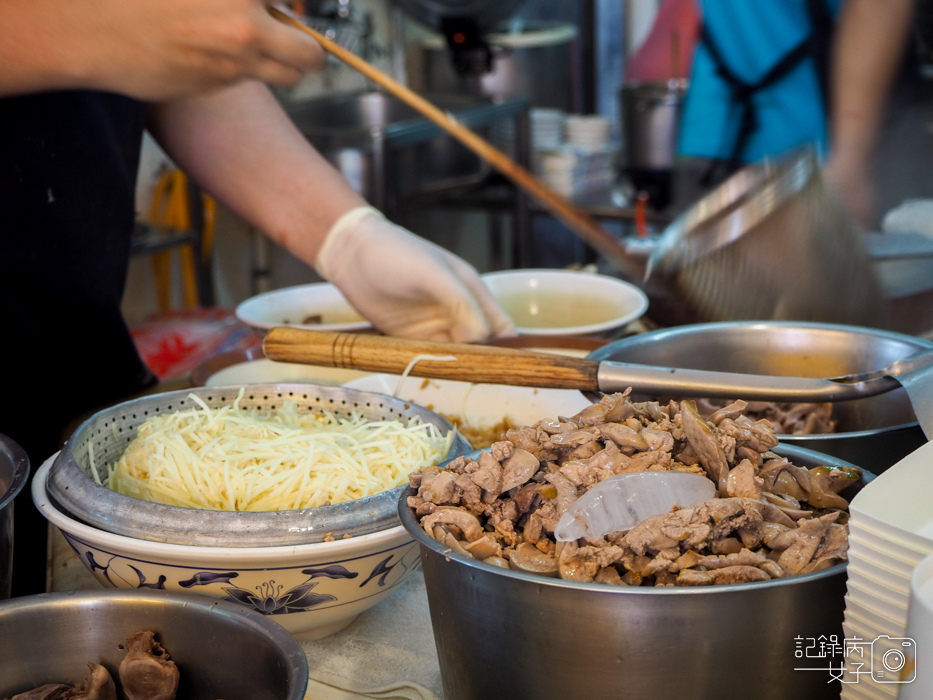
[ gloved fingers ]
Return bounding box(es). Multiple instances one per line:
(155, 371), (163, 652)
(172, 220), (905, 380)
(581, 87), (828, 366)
(443, 255), (517, 339)
(364, 297), (490, 344)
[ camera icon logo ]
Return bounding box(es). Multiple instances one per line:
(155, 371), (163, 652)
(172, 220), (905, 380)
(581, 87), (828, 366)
(870, 635), (917, 683)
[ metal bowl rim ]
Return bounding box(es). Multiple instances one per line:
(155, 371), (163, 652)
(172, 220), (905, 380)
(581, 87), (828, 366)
(0, 432), (30, 511)
(36, 457), (412, 557)
(399, 443), (862, 596)
(0, 588), (308, 694)
(586, 320), (933, 435)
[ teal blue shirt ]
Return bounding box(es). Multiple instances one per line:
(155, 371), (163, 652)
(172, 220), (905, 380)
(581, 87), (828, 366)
(678, 0), (843, 164)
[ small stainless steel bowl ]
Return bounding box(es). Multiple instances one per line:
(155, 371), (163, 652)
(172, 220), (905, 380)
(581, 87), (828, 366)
(400, 444), (867, 700)
(47, 384), (470, 546)
(587, 321), (932, 474)
(0, 433), (29, 599)
(0, 588), (307, 699)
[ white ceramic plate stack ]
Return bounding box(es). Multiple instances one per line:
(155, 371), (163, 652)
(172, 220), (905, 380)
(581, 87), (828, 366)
(532, 114), (617, 196)
(839, 439), (933, 699)
(530, 108), (565, 150)
(563, 114), (612, 150)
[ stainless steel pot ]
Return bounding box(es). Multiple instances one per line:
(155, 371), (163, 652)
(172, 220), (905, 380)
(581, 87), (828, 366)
(415, 20), (578, 111)
(399, 444), (863, 700)
(587, 321), (931, 475)
(0, 589), (307, 699)
(0, 433), (28, 599)
(619, 79), (688, 172)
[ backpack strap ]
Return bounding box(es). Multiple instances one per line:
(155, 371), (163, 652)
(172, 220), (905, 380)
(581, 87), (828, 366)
(806, 0), (835, 117)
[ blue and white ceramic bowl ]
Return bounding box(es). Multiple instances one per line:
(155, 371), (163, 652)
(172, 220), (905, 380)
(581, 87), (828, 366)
(33, 457), (419, 639)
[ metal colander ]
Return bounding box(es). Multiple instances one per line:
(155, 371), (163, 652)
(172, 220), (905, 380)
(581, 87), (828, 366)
(647, 147), (886, 326)
(46, 384), (470, 547)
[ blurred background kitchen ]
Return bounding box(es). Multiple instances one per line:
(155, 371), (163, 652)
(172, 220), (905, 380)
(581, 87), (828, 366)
(124, 0), (933, 377)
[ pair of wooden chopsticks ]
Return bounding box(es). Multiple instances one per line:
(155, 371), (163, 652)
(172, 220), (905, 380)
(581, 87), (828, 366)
(268, 6), (642, 281)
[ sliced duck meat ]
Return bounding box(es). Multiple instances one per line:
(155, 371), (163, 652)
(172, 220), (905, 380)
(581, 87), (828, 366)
(677, 565), (771, 586)
(778, 512), (840, 575)
(421, 508), (484, 542)
(506, 542), (560, 577)
(696, 548), (768, 570)
(500, 448), (539, 492)
(411, 390), (858, 588)
(726, 459), (763, 499)
(807, 465), (861, 510)
(680, 401), (730, 495)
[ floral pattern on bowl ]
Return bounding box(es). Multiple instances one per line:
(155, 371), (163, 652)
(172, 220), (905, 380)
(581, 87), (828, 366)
(34, 456), (420, 639)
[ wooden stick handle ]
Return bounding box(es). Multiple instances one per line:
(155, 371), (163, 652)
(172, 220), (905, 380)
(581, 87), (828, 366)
(270, 7), (642, 280)
(262, 327), (600, 391)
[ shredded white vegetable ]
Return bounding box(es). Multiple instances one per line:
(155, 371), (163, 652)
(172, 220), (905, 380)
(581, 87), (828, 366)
(104, 392), (453, 512)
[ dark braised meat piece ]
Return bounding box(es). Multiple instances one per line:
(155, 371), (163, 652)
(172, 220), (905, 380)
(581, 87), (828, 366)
(118, 631), (180, 700)
(7, 663), (117, 700)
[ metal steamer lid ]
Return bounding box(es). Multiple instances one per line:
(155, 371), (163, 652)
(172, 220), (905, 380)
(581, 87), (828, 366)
(393, 0), (526, 33)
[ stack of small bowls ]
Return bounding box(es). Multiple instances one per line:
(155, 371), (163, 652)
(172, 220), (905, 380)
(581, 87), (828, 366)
(839, 439), (933, 698)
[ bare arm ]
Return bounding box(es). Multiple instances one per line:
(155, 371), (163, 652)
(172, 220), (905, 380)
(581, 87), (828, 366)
(823, 0), (915, 226)
(0, 0), (325, 100)
(146, 81), (367, 264)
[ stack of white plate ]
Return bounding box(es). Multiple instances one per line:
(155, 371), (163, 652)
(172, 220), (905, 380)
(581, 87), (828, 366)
(563, 114), (612, 150)
(840, 439), (933, 698)
(530, 108), (565, 150)
(538, 144), (618, 197)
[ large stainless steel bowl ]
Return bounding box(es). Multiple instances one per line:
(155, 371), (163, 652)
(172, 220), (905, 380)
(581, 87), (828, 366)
(0, 589), (307, 699)
(0, 433), (28, 599)
(399, 444), (865, 700)
(46, 384), (470, 546)
(587, 321), (932, 474)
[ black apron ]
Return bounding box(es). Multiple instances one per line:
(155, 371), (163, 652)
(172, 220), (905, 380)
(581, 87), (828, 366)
(0, 90), (156, 596)
(699, 0), (834, 182)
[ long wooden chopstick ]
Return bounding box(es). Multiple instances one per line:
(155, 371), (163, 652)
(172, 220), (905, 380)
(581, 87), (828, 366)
(269, 6), (642, 279)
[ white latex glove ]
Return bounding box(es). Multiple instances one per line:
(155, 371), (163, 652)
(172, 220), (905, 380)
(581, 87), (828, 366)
(315, 207), (515, 343)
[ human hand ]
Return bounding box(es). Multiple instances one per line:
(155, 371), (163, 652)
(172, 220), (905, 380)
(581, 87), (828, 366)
(315, 207), (516, 343)
(10, 0), (325, 100)
(822, 156), (877, 229)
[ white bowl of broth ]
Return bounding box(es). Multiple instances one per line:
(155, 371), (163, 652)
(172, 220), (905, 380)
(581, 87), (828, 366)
(481, 269), (648, 335)
(235, 282), (371, 336)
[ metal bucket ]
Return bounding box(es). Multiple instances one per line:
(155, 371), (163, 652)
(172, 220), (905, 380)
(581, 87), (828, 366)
(618, 80), (687, 208)
(618, 79), (688, 172)
(587, 321), (931, 475)
(399, 444), (863, 700)
(416, 21), (578, 111)
(0, 434), (28, 599)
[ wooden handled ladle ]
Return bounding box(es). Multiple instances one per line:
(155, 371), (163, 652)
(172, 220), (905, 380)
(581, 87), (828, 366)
(261, 327), (929, 402)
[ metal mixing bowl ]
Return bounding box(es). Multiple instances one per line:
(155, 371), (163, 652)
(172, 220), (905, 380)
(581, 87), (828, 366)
(0, 433), (28, 599)
(587, 321), (932, 474)
(46, 384), (471, 546)
(399, 444), (865, 700)
(0, 589), (307, 699)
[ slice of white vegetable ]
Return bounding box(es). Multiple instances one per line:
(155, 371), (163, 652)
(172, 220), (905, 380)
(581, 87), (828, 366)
(554, 471), (716, 542)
